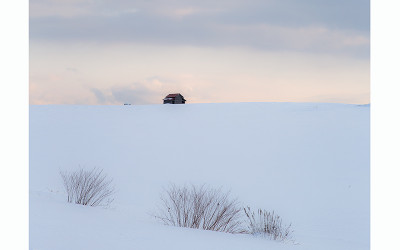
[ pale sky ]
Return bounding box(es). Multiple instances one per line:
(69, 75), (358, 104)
(30, 0), (370, 105)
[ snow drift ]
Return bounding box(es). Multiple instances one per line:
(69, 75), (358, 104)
(30, 102), (370, 250)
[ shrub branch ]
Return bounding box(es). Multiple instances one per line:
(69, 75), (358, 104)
(60, 167), (115, 207)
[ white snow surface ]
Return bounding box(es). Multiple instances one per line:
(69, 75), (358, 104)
(30, 102), (370, 250)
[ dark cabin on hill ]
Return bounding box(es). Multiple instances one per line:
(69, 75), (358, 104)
(163, 93), (186, 104)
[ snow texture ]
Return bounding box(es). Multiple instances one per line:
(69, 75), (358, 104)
(30, 102), (370, 250)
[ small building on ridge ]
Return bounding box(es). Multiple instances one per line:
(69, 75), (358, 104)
(163, 93), (186, 104)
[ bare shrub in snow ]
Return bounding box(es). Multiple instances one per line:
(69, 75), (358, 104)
(60, 168), (115, 207)
(155, 184), (244, 234)
(243, 206), (294, 242)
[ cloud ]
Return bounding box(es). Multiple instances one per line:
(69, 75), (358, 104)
(90, 88), (107, 104)
(30, 0), (138, 18)
(66, 67), (79, 73)
(29, 1), (370, 105)
(30, 0), (370, 32)
(87, 77), (193, 105)
(30, 41), (370, 105)
(110, 84), (157, 105)
(30, 0), (369, 57)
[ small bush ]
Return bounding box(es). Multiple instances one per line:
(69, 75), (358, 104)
(60, 167), (115, 207)
(155, 184), (244, 234)
(243, 207), (294, 242)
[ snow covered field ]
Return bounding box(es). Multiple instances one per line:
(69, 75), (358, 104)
(30, 102), (369, 250)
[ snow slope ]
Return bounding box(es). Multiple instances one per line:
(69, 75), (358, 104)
(30, 102), (370, 250)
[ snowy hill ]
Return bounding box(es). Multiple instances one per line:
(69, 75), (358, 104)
(30, 102), (369, 250)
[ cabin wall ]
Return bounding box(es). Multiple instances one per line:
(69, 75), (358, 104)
(174, 96), (183, 104)
(163, 95), (186, 104)
(163, 99), (173, 104)
(176, 95), (186, 104)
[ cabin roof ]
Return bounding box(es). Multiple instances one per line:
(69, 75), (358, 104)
(163, 93), (186, 103)
(166, 93), (180, 98)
